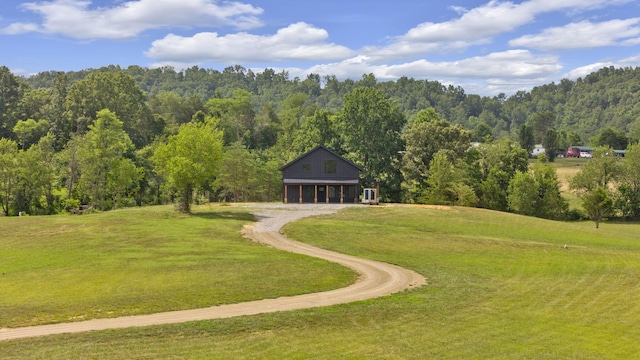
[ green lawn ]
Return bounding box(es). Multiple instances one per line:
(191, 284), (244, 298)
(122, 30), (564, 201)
(2, 205), (640, 359)
(0, 204), (355, 327)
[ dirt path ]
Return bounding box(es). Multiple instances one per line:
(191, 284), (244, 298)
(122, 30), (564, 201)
(0, 204), (425, 341)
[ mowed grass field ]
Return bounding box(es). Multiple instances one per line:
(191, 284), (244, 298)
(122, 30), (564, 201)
(2, 205), (640, 359)
(0, 204), (355, 327)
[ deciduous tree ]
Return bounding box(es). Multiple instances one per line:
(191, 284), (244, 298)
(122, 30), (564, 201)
(13, 118), (49, 150)
(148, 91), (203, 135)
(473, 121), (494, 143)
(205, 89), (255, 146)
(107, 157), (143, 209)
(475, 139), (529, 211)
(0, 66), (23, 140)
(291, 109), (341, 154)
(75, 109), (137, 210)
(65, 71), (158, 147)
(615, 143), (640, 220)
(152, 118), (224, 213)
(338, 87), (406, 201)
(531, 156), (568, 219)
(570, 146), (622, 227)
(215, 142), (255, 202)
(594, 128), (628, 150)
(569, 146), (621, 192)
(420, 149), (477, 206)
(0, 138), (19, 215)
(401, 108), (473, 202)
(582, 186), (614, 228)
(14, 133), (60, 215)
(508, 155), (568, 219)
(507, 171), (539, 216)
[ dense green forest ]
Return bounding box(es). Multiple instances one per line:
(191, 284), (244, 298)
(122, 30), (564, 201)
(17, 64), (640, 144)
(1, 64), (639, 224)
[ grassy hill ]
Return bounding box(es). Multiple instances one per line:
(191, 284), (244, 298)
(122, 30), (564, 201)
(0, 205), (355, 328)
(2, 205), (640, 359)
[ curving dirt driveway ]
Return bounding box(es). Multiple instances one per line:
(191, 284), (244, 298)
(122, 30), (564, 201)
(0, 204), (425, 341)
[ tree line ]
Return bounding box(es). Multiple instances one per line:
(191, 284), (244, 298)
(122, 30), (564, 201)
(1, 65), (640, 226)
(20, 64), (640, 144)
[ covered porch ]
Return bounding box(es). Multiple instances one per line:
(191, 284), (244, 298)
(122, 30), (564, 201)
(283, 179), (359, 204)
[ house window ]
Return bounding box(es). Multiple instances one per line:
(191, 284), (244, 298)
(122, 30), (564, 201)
(324, 160), (336, 174)
(302, 163), (310, 171)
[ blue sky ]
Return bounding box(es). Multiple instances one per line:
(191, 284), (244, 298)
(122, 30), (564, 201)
(1, 0), (639, 95)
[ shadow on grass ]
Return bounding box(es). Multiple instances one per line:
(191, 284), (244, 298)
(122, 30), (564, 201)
(191, 211), (257, 222)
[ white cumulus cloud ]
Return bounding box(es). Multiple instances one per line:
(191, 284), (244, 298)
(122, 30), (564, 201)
(297, 50), (561, 86)
(563, 53), (640, 79)
(145, 22), (354, 63)
(364, 0), (635, 60)
(385, 50), (562, 79)
(563, 62), (616, 79)
(0, 22), (39, 35)
(281, 49), (562, 96)
(1, 0), (263, 39)
(510, 18), (640, 50)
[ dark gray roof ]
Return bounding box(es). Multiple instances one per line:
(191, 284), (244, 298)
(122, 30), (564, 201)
(279, 145), (363, 172)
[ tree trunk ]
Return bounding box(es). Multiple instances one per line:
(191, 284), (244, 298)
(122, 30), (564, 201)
(46, 184), (55, 214)
(180, 186), (193, 213)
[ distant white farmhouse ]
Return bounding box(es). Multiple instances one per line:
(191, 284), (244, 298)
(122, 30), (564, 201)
(531, 144), (546, 157)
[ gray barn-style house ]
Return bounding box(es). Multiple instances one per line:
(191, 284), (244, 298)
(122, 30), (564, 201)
(279, 145), (363, 204)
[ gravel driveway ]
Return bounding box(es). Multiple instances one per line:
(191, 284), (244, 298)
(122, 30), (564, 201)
(0, 204), (425, 341)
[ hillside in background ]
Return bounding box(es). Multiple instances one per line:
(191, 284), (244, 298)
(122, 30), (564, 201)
(20, 65), (640, 144)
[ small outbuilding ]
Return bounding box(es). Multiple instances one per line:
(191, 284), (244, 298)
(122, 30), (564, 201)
(279, 145), (362, 204)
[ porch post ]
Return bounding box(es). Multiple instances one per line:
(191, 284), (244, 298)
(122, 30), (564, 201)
(284, 185), (288, 203)
(314, 185), (318, 204)
(326, 185), (329, 204)
(340, 185), (344, 204)
(299, 185), (303, 204)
